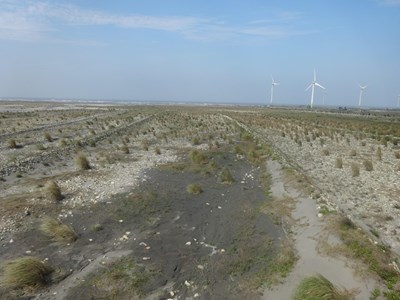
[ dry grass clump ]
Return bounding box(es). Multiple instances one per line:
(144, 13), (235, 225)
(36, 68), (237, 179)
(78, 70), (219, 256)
(40, 217), (77, 243)
(351, 163), (360, 177)
(349, 149), (357, 157)
(1, 256), (53, 289)
(189, 149), (207, 164)
(186, 183), (202, 195)
(44, 180), (63, 202)
(120, 145), (129, 154)
(90, 223), (103, 232)
(220, 167), (234, 184)
(140, 140), (149, 151)
(376, 147), (382, 161)
(293, 274), (352, 300)
(192, 137), (201, 145)
(363, 160), (373, 171)
(394, 151), (400, 159)
(58, 139), (67, 147)
(7, 139), (17, 149)
(44, 132), (52, 142)
(154, 147), (161, 155)
(335, 157), (343, 169)
(322, 149), (330, 156)
(74, 153), (91, 170)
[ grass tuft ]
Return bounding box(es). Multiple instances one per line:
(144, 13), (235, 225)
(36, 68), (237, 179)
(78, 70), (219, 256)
(44, 180), (63, 202)
(1, 256), (53, 289)
(189, 149), (207, 164)
(40, 217), (77, 243)
(220, 167), (234, 184)
(186, 183), (202, 195)
(44, 132), (52, 142)
(7, 139), (17, 149)
(335, 157), (343, 169)
(294, 274), (352, 300)
(120, 145), (129, 154)
(322, 149), (330, 156)
(351, 163), (360, 177)
(74, 153), (91, 170)
(90, 223), (103, 232)
(363, 160), (373, 171)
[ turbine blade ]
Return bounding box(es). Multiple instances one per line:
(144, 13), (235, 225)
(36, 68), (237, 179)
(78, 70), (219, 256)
(305, 83), (313, 91)
(315, 82), (325, 89)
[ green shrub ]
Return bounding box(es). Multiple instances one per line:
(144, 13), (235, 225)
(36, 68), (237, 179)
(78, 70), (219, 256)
(74, 153), (91, 170)
(294, 274), (351, 300)
(322, 149), (330, 156)
(187, 183), (202, 195)
(1, 256), (53, 289)
(40, 217), (77, 243)
(44, 180), (63, 202)
(154, 147), (161, 155)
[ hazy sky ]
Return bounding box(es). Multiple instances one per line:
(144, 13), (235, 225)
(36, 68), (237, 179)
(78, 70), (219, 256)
(0, 0), (399, 107)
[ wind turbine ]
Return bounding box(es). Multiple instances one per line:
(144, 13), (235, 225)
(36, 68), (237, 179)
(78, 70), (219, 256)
(270, 76), (279, 105)
(305, 69), (325, 109)
(358, 84), (368, 108)
(323, 92), (327, 106)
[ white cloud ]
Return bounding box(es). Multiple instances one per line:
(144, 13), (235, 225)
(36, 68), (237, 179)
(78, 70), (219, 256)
(0, 1), (315, 43)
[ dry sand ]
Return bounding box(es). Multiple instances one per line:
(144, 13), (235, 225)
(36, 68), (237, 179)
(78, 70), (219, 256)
(263, 160), (377, 299)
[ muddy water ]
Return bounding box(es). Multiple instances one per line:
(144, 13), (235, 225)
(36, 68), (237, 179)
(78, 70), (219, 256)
(263, 160), (376, 300)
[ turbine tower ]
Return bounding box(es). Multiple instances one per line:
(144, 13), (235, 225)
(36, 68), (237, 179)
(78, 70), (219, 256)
(398, 94), (400, 108)
(305, 69), (325, 109)
(270, 76), (279, 105)
(358, 84), (368, 108)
